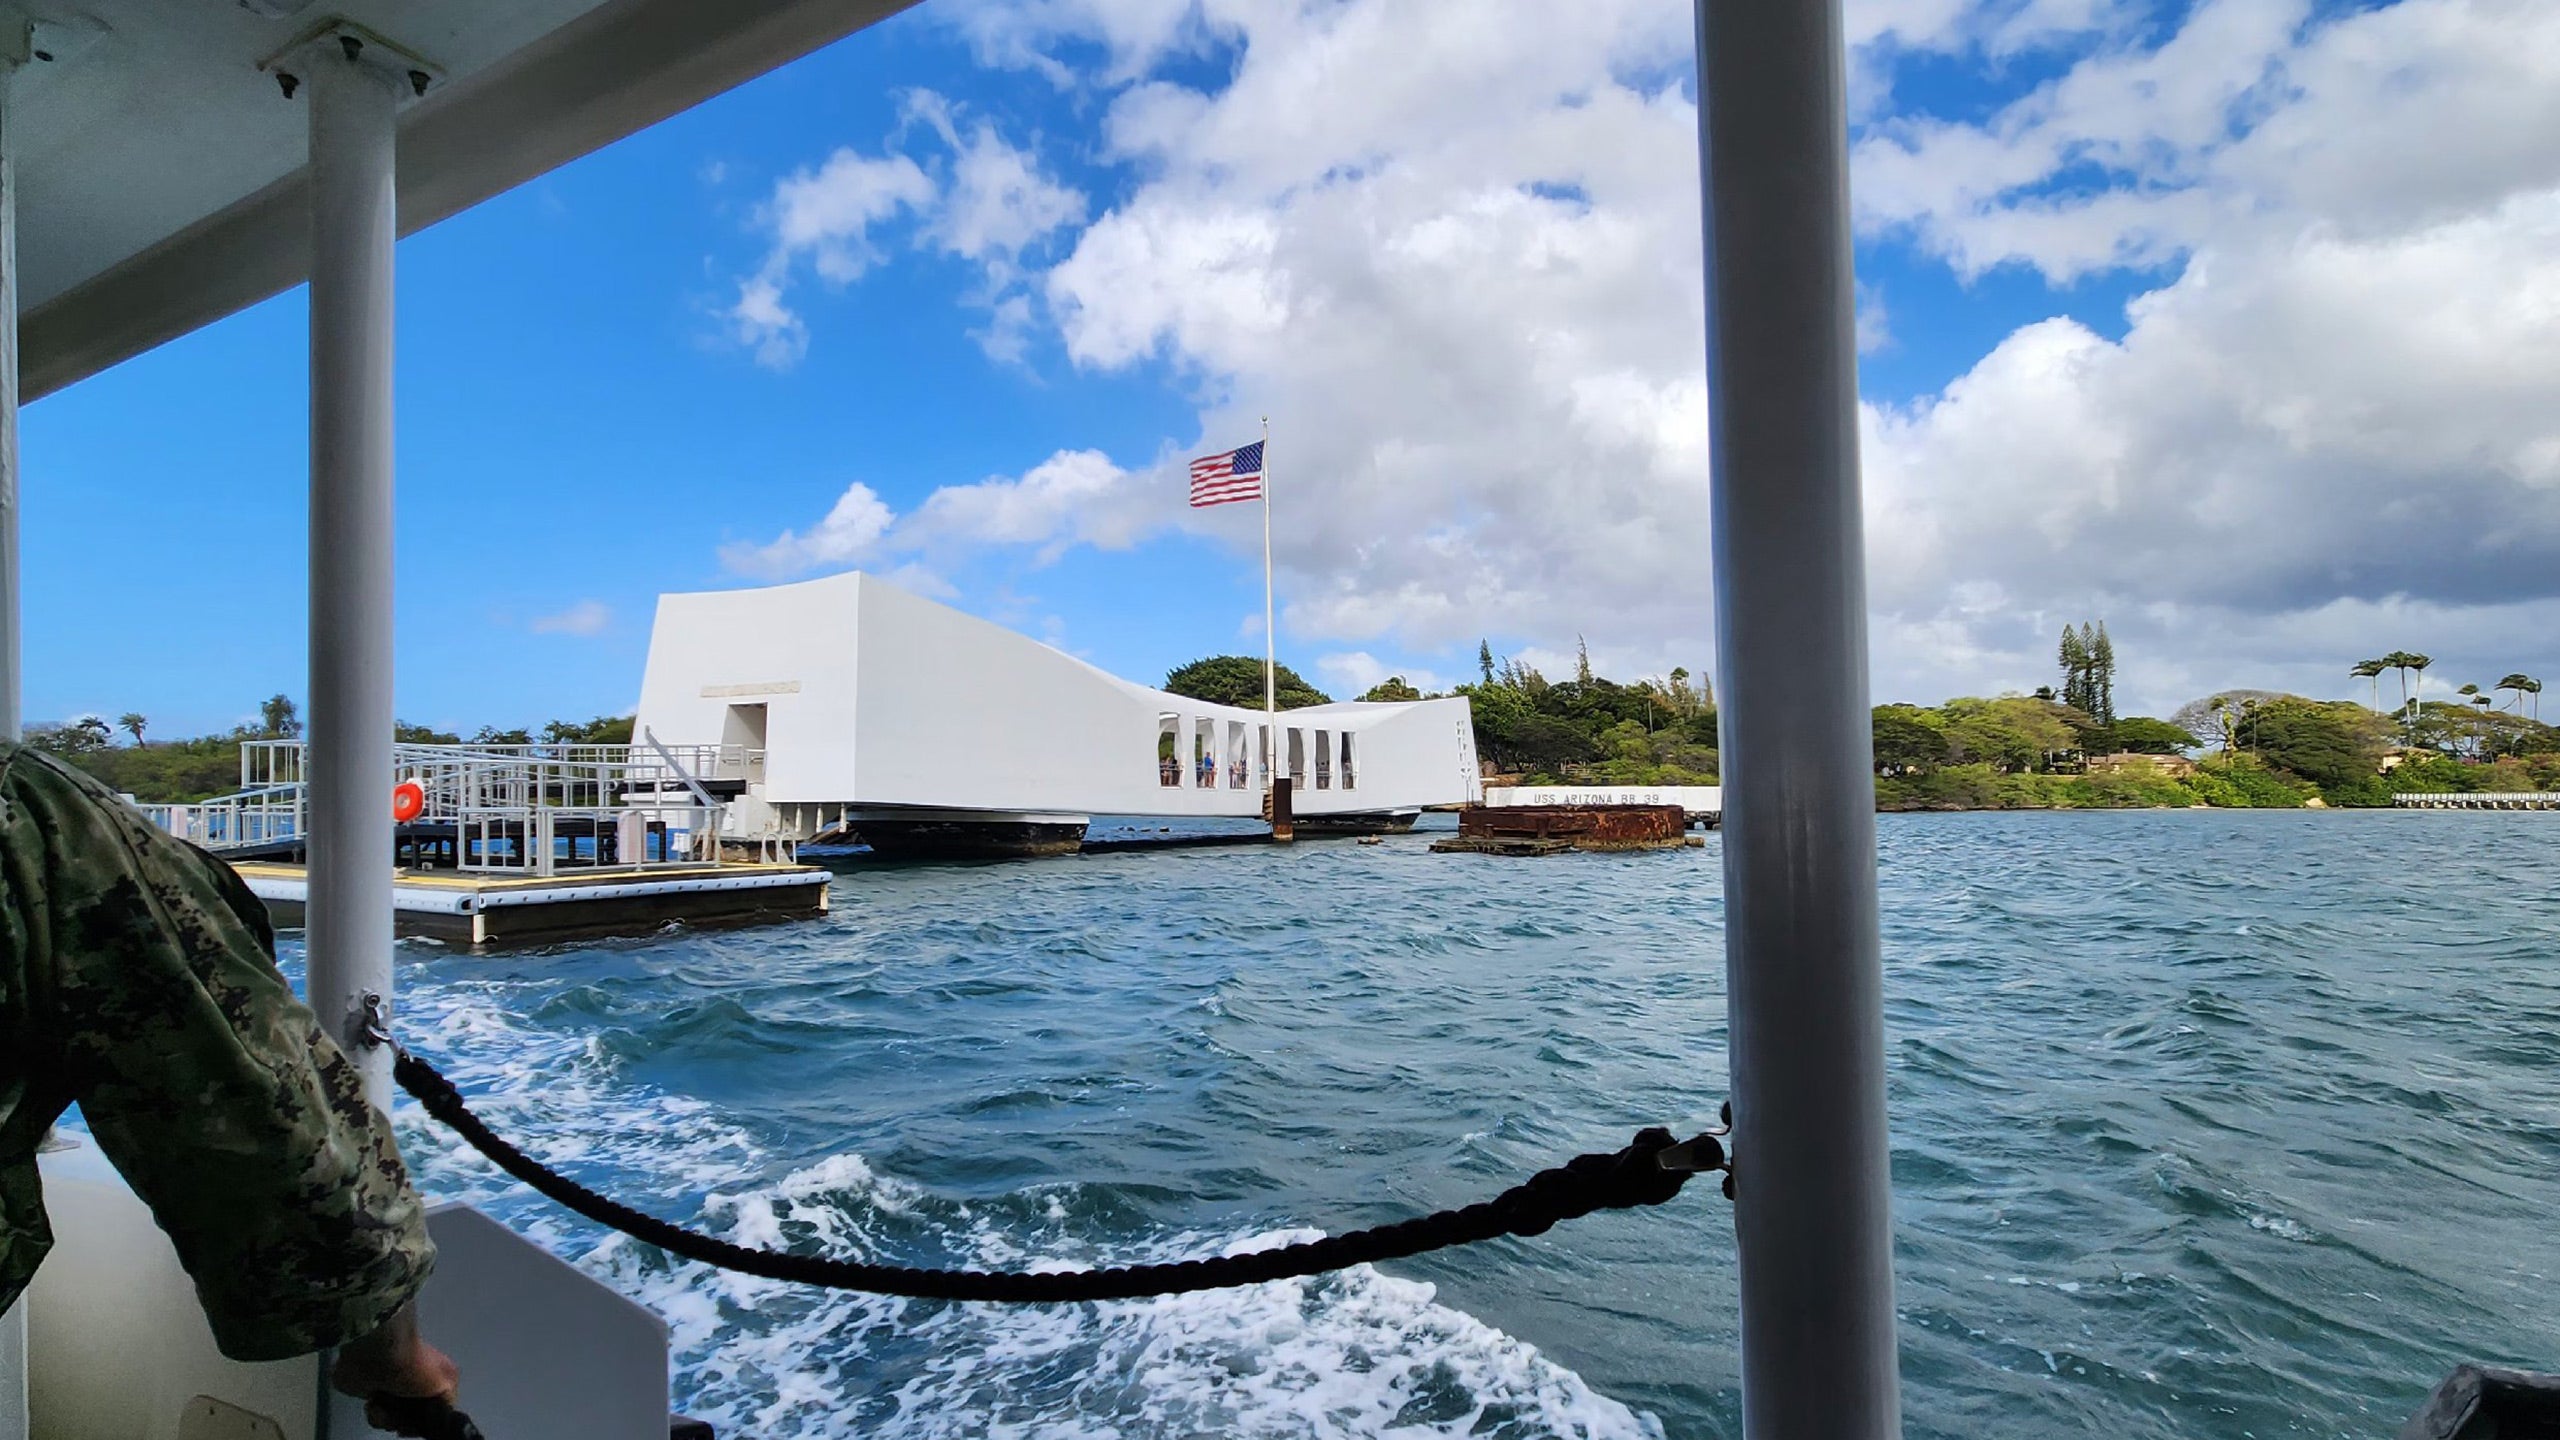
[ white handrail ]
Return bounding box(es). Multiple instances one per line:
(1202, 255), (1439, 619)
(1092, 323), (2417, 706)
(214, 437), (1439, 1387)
(144, 739), (761, 871)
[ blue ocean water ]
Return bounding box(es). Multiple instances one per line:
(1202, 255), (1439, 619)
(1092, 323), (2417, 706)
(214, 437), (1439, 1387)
(331, 811), (2560, 1438)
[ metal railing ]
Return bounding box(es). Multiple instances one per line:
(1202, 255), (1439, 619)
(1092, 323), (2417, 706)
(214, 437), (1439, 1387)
(135, 785), (308, 851)
(2391, 791), (2560, 809)
(144, 740), (770, 873)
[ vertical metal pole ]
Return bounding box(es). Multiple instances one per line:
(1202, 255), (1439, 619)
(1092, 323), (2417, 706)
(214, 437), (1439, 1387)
(0, 44), (23, 746)
(1260, 416), (1276, 725)
(1697, 3), (1901, 1438)
(306, 50), (400, 1104)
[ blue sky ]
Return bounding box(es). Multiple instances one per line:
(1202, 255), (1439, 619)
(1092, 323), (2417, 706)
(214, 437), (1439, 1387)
(26, 0), (2560, 736)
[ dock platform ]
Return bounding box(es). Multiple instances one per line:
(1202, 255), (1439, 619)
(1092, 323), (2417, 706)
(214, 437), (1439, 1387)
(234, 861), (832, 944)
(2391, 792), (2560, 810)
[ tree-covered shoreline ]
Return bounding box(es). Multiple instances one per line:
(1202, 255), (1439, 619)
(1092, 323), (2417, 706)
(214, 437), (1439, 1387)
(38, 636), (2559, 813)
(23, 695), (635, 803)
(1165, 632), (2559, 812)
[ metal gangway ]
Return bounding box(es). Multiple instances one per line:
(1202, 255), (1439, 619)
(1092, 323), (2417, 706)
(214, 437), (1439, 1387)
(137, 737), (765, 874)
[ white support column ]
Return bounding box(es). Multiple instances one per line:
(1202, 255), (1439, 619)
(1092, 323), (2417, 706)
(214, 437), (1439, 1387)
(1696, 2), (1902, 1437)
(0, 32), (25, 745)
(305, 38), (402, 1104)
(0, 41), (26, 1436)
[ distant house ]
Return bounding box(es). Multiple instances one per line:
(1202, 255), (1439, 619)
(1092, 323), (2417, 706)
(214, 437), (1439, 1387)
(2086, 751), (2197, 778)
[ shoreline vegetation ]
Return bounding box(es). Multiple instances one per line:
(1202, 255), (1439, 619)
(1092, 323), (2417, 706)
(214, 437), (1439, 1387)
(1166, 632), (2559, 814)
(28, 635), (2558, 814)
(23, 696), (634, 805)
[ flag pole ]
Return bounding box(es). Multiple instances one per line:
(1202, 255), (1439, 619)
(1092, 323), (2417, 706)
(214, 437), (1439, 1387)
(1260, 415), (1276, 729)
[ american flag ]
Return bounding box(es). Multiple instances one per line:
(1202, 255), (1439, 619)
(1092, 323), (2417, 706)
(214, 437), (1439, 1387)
(1188, 441), (1265, 508)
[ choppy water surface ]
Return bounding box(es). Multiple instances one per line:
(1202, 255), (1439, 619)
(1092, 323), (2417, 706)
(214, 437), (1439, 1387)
(322, 811), (2560, 1437)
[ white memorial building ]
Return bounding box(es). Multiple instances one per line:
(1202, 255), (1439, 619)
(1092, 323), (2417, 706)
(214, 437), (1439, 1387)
(632, 572), (1483, 855)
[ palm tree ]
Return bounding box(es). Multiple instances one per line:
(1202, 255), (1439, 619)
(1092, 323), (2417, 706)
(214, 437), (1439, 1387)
(2525, 677), (2545, 723)
(2377, 652), (2414, 736)
(2407, 653), (2433, 733)
(2352, 658), (2386, 710)
(117, 712), (146, 747)
(2379, 651), (2431, 735)
(2497, 673), (2534, 713)
(2209, 695), (2238, 752)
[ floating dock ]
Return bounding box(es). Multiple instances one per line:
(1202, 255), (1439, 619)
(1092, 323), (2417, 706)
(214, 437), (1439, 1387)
(233, 861), (831, 945)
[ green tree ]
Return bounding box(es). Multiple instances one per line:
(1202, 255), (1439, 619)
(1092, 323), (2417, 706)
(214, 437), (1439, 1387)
(1575, 635), (1593, 685)
(1939, 696), (2077, 772)
(2496, 673), (2536, 713)
(2091, 622), (2116, 722)
(1667, 666), (1700, 717)
(542, 714), (637, 745)
(258, 693), (302, 739)
(1164, 656), (1331, 710)
(2351, 658), (2386, 710)
(1457, 681), (1534, 771)
(394, 720), (462, 744)
(2376, 651), (2431, 734)
(1478, 640), (1496, 686)
(470, 725), (534, 746)
(2171, 690), (2287, 751)
(1359, 676), (1424, 703)
(2105, 716), (2197, 753)
(2058, 627), (2088, 712)
(2233, 698), (2390, 792)
(1872, 707), (1946, 775)
(27, 716), (114, 757)
(2054, 621), (2116, 721)
(118, 712), (148, 747)
(1511, 714), (1599, 774)
(1598, 718), (1653, 763)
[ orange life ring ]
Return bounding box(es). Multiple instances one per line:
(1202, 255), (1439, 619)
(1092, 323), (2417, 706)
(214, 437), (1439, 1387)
(391, 779), (426, 823)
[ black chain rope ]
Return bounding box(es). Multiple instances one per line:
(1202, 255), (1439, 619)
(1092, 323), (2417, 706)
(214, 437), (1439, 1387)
(390, 1046), (1731, 1304)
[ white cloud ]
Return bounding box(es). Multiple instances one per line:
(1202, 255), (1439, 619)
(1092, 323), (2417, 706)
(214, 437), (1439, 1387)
(724, 94), (1085, 368)
(1863, 186), (2560, 714)
(839, 0), (2560, 721)
(529, 600), (612, 636)
(905, 92), (1090, 272)
(941, 0), (1213, 87)
(721, 482), (897, 578)
(901, 448), (1156, 560)
(1838, 0), (2560, 714)
(720, 449), (1171, 583)
(1850, 0), (2560, 282)
(1027, 1), (1715, 659)
(727, 148), (934, 367)
(1315, 651), (1448, 699)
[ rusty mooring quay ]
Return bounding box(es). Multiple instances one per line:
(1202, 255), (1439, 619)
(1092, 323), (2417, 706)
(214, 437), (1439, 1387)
(1432, 804), (1705, 857)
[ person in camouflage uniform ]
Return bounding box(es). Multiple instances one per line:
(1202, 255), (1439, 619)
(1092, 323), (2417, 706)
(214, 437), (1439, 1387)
(0, 743), (456, 1408)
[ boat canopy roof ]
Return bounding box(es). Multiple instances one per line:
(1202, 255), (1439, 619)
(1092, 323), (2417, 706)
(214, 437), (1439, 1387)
(18, 0), (919, 401)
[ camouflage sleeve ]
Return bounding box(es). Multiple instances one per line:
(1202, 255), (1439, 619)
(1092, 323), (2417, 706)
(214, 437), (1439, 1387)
(6, 751), (435, 1362)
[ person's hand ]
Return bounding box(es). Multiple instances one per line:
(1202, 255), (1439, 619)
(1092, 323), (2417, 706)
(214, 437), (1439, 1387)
(331, 1302), (461, 1429)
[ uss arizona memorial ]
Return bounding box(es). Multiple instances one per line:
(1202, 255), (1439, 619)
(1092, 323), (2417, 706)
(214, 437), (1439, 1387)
(634, 571), (1485, 855)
